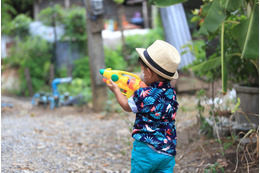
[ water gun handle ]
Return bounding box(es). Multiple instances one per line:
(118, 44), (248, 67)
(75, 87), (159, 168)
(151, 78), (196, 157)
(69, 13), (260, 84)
(103, 78), (130, 97)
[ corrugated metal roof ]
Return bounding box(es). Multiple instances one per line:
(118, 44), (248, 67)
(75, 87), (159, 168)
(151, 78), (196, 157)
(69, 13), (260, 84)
(160, 3), (195, 69)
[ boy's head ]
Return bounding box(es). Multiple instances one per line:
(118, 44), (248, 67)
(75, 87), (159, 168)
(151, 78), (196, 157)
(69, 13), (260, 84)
(136, 40), (181, 85)
(138, 57), (169, 85)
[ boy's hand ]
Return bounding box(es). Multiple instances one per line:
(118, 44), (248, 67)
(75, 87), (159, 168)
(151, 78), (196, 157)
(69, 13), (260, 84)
(107, 79), (120, 94)
(106, 79), (132, 112)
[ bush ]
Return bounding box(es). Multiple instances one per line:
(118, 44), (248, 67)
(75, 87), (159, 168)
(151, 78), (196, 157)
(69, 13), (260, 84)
(72, 56), (91, 85)
(1, 0), (17, 34)
(38, 4), (64, 26)
(7, 14), (32, 37)
(62, 6), (87, 41)
(38, 4), (87, 42)
(104, 47), (127, 70)
(6, 36), (52, 96)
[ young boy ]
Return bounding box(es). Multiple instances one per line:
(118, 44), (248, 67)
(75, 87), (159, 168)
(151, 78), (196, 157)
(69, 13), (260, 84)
(106, 40), (181, 173)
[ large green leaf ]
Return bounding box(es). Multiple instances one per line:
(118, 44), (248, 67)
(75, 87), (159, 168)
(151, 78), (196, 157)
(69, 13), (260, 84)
(220, 0), (243, 12)
(191, 55), (234, 73)
(148, 0), (187, 7)
(198, 0), (227, 36)
(231, 0), (259, 60)
(191, 57), (221, 72)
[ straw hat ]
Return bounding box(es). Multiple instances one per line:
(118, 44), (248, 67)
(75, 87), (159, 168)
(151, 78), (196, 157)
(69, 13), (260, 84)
(136, 40), (181, 80)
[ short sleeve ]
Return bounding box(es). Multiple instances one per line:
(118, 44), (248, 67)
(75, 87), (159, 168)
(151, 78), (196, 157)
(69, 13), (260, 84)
(130, 87), (152, 113)
(128, 97), (138, 113)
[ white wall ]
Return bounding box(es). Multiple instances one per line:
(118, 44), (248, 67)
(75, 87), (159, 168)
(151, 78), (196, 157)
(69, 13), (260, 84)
(1, 35), (13, 58)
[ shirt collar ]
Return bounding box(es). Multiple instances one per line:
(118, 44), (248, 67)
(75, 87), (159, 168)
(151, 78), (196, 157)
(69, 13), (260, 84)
(150, 81), (172, 88)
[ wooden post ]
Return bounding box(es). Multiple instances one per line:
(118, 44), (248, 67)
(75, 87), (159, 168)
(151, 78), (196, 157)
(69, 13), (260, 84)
(33, 0), (39, 20)
(24, 68), (33, 96)
(151, 5), (157, 29)
(64, 0), (70, 8)
(117, 5), (128, 62)
(84, 0), (107, 112)
(142, 1), (149, 28)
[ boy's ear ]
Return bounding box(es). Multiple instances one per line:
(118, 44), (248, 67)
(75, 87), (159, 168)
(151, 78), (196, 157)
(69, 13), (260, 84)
(146, 68), (153, 78)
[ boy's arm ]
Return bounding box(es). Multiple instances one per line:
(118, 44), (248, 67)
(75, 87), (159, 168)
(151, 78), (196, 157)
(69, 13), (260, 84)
(107, 79), (132, 112)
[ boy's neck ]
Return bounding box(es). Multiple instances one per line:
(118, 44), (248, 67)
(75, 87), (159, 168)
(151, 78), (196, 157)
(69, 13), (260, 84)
(146, 75), (167, 86)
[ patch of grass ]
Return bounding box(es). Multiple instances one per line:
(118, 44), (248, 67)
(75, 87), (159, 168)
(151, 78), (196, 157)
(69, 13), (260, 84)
(204, 162), (224, 173)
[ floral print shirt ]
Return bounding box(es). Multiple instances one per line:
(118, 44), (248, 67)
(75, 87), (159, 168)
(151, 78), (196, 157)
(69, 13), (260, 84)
(128, 81), (178, 156)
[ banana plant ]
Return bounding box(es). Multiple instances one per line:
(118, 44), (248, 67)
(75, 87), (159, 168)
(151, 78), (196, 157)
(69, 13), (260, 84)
(148, 0), (187, 7)
(192, 0), (259, 94)
(150, 0), (259, 94)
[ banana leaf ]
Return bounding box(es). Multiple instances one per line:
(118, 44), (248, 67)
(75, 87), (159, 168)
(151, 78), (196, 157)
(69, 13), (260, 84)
(231, 0), (259, 60)
(191, 57), (221, 72)
(220, 0), (243, 12)
(148, 0), (187, 7)
(191, 54), (238, 72)
(198, 0), (227, 36)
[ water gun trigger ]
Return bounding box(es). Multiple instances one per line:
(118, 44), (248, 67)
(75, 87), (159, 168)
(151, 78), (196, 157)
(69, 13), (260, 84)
(102, 78), (110, 84)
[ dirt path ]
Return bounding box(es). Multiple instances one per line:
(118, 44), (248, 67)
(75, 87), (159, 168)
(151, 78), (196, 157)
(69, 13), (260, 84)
(1, 94), (258, 172)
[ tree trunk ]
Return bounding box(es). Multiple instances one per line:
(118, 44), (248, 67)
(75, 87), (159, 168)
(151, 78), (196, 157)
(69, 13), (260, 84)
(84, 0), (107, 112)
(24, 68), (33, 96)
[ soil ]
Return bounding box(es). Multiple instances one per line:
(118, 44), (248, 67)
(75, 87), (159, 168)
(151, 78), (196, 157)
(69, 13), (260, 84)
(1, 94), (259, 173)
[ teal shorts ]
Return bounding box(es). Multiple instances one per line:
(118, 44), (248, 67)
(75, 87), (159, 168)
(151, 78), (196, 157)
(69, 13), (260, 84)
(131, 140), (175, 173)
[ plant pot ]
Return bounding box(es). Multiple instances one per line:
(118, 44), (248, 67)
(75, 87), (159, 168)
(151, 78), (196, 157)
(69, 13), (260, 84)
(234, 84), (259, 126)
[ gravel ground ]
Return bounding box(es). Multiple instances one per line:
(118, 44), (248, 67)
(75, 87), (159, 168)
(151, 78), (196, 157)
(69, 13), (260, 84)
(2, 96), (135, 172)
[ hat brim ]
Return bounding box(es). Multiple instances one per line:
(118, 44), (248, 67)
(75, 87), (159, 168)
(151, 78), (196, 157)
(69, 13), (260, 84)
(136, 48), (179, 80)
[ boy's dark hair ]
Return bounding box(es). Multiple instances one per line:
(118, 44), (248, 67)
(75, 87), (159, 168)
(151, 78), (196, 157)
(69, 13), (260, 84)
(138, 57), (170, 82)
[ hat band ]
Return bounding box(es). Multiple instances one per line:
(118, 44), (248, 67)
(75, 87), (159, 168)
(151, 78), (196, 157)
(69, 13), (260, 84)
(143, 50), (175, 77)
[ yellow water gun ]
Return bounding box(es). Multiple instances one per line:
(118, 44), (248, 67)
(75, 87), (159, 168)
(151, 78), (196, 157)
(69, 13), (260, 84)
(100, 68), (147, 98)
